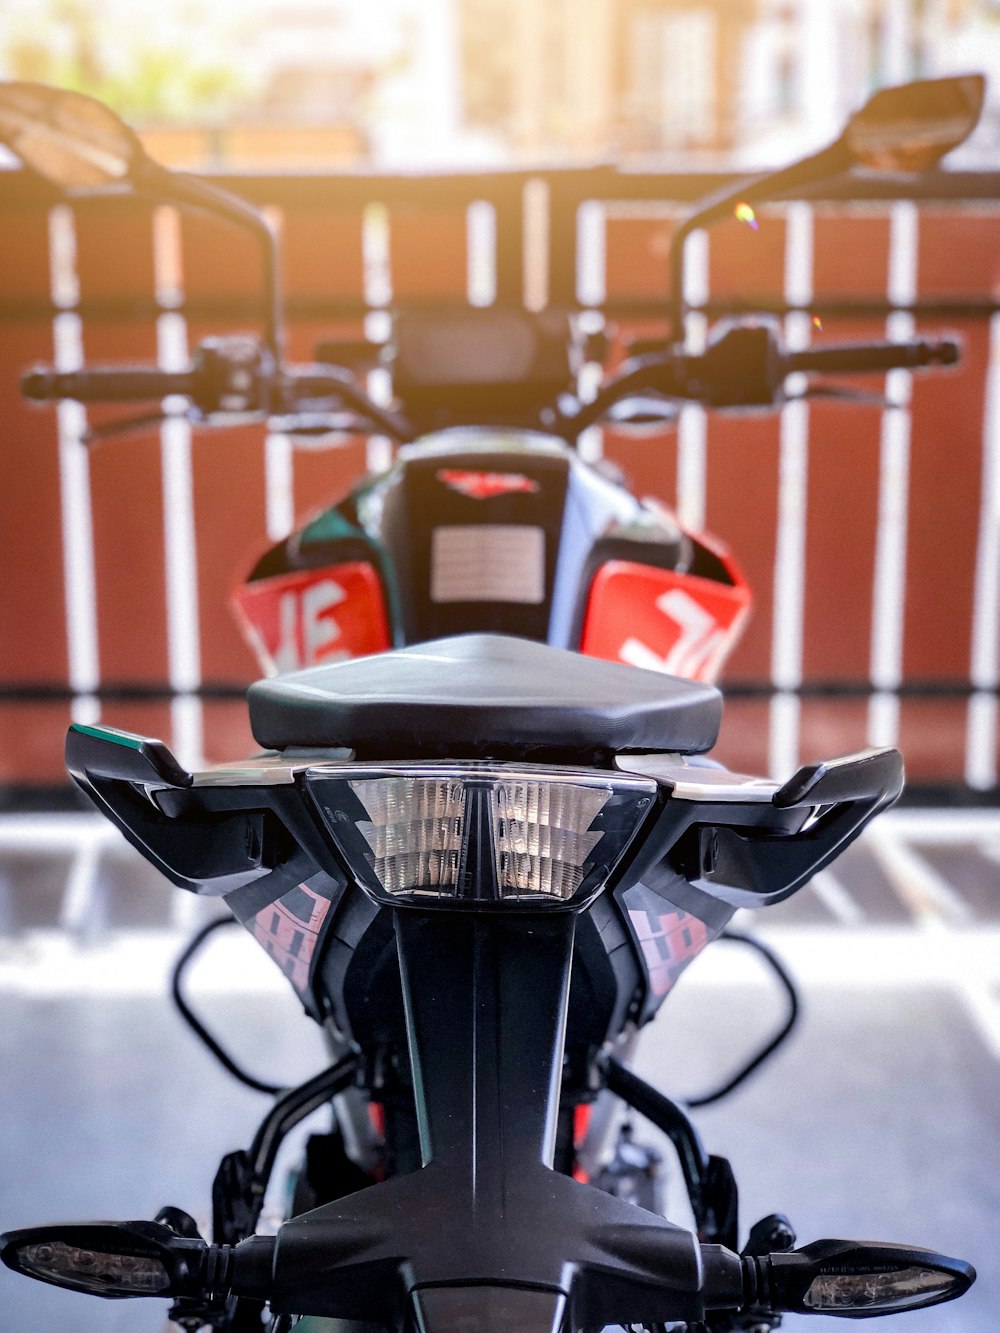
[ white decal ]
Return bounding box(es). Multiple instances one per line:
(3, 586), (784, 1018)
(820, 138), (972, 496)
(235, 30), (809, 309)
(619, 588), (726, 678)
(273, 579), (348, 671)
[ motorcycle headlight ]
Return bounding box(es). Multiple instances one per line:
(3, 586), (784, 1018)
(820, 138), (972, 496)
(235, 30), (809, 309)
(304, 763), (657, 907)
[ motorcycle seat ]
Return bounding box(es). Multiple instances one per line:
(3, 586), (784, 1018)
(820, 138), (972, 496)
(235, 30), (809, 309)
(248, 633), (722, 760)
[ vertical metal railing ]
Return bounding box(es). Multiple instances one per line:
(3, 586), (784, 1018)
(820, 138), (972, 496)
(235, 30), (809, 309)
(2, 168), (998, 793)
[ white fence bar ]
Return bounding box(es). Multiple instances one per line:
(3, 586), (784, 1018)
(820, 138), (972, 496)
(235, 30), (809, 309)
(768, 201), (813, 776)
(264, 432), (296, 543)
(49, 205), (101, 726)
(967, 311), (1000, 788)
(677, 227), (709, 533)
(575, 199), (606, 309)
(467, 199), (498, 308)
(868, 201), (918, 749)
(522, 177), (550, 313)
(154, 208), (204, 769)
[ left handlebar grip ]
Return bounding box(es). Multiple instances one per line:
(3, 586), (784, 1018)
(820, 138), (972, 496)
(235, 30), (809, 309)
(22, 366), (197, 402)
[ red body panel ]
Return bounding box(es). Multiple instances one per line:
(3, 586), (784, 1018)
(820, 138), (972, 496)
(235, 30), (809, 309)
(580, 554), (751, 684)
(232, 562), (391, 674)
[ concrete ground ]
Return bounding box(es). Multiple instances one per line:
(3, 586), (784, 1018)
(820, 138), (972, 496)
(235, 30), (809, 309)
(0, 809), (997, 1332)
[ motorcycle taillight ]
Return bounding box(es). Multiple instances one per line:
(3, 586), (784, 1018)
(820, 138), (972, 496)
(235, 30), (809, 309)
(303, 764), (656, 907)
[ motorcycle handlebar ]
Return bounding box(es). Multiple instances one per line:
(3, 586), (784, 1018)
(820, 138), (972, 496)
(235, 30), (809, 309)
(21, 331), (961, 440)
(21, 356), (415, 442)
(571, 329), (962, 432)
(22, 366), (198, 403)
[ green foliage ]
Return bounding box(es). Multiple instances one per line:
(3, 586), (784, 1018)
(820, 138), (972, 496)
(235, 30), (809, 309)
(4, 0), (248, 123)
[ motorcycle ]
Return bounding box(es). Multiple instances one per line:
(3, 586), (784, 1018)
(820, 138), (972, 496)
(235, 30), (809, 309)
(0, 74), (986, 1333)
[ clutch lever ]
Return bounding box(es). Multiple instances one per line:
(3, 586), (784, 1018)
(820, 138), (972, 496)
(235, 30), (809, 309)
(269, 410), (395, 443)
(81, 411), (177, 444)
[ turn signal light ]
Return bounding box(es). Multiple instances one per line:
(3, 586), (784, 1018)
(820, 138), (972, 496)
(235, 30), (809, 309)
(756, 1239), (976, 1318)
(0, 1221), (202, 1300)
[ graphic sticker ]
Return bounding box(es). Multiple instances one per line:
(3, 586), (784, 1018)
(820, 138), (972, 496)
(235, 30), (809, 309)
(581, 559), (751, 683)
(628, 905), (711, 998)
(232, 562), (391, 673)
(437, 469), (540, 500)
(252, 882), (333, 996)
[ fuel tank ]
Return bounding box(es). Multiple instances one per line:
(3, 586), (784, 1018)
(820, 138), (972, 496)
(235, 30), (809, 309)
(232, 429), (751, 684)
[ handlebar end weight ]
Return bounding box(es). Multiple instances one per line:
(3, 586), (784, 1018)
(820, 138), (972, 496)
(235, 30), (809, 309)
(21, 368), (56, 400)
(937, 336), (961, 366)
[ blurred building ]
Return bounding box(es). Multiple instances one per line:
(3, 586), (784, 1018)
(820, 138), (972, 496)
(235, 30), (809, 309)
(458, 0), (1000, 165)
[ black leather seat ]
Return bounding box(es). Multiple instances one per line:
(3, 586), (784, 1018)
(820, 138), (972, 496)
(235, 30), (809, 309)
(248, 634), (721, 760)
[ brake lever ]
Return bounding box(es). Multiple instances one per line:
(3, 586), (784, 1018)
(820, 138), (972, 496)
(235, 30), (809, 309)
(80, 407), (394, 448)
(603, 394), (682, 428)
(786, 381), (890, 408)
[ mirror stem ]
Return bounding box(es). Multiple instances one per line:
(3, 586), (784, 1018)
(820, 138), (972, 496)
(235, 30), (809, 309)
(667, 138), (851, 344)
(135, 160), (284, 394)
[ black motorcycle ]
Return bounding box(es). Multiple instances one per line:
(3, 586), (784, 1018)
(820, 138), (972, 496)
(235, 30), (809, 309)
(0, 75), (985, 1333)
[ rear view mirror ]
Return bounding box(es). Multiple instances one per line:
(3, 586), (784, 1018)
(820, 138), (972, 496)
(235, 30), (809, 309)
(0, 82), (142, 192)
(0, 79), (284, 362)
(842, 74), (985, 172)
(665, 72), (986, 340)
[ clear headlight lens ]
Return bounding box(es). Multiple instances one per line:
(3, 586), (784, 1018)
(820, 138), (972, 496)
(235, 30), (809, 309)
(305, 763), (656, 906)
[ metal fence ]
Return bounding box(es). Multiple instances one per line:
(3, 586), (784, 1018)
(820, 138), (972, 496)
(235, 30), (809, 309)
(1, 165), (998, 797)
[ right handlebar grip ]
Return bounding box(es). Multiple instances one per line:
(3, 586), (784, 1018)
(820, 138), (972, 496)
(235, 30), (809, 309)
(22, 366), (197, 402)
(786, 337), (960, 376)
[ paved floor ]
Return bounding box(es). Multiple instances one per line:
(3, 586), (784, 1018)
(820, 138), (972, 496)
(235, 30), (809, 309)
(0, 810), (997, 1332)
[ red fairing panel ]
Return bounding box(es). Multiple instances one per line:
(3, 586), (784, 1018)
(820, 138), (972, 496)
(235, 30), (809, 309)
(580, 554), (751, 684)
(232, 562), (391, 674)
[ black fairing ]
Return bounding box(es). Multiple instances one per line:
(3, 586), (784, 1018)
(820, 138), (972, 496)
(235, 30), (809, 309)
(268, 910), (718, 1329)
(64, 707), (902, 1032)
(378, 446), (570, 643)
